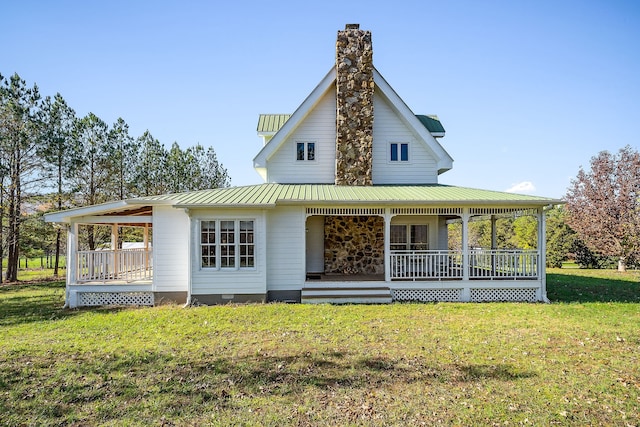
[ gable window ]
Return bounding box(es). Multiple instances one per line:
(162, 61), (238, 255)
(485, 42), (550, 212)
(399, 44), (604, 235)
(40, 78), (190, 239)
(390, 224), (428, 251)
(390, 143), (409, 162)
(200, 219), (255, 269)
(296, 142), (316, 161)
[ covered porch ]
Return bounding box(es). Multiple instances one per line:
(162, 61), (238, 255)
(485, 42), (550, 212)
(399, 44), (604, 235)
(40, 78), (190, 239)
(62, 205), (155, 307)
(301, 206), (548, 303)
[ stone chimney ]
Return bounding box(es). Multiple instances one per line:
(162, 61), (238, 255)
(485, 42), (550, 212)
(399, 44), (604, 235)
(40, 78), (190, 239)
(335, 24), (374, 186)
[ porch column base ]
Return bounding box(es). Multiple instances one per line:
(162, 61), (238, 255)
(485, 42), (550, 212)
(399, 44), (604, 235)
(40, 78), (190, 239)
(460, 287), (471, 302)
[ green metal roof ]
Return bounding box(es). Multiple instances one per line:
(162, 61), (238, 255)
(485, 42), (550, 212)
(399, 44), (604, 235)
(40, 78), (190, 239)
(257, 114), (292, 133)
(257, 114), (444, 135)
(137, 184), (559, 208)
(416, 115), (445, 134)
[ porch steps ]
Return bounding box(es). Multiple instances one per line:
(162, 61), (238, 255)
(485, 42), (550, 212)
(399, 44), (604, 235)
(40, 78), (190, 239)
(301, 284), (392, 304)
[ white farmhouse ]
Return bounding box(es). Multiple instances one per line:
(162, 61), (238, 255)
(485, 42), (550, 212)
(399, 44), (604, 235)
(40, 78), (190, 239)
(46, 25), (560, 308)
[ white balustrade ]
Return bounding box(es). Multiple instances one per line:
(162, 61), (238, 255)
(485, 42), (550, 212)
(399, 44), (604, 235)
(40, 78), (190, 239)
(390, 249), (539, 281)
(77, 249), (153, 283)
(390, 250), (463, 280)
(469, 249), (538, 279)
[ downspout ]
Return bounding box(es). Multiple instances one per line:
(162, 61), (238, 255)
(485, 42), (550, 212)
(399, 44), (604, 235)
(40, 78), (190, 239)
(183, 208), (193, 307)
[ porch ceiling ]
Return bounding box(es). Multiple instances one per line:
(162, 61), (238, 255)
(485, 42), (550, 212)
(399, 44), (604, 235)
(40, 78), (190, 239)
(44, 202), (153, 225)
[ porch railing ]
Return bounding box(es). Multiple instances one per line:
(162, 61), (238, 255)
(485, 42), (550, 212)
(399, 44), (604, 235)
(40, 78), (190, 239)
(77, 249), (153, 283)
(390, 249), (539, 281)
(469, 249), (538, 279)
(390, 250), (463, 280)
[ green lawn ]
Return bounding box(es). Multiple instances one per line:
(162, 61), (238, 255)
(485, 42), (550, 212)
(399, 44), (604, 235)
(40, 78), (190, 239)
(1, 272), (639, 426)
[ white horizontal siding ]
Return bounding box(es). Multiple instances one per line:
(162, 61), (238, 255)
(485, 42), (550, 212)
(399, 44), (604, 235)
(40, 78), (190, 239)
(266, 206), (305, 291)
(153, 205), (189, 292)
(189, 208), (267, 295)
(266, 90), (336, 183)
(372, 93), (439, 184)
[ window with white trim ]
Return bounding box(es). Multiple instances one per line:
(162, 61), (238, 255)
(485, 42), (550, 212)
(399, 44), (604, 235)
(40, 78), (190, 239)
(239, 220), (255, 267)
(390, 224), (428, 251)
(200, 219), (255, 269)
(390, 142), (409, 162)
(296, 142), (316, 161)
(201, 221), (216, 267)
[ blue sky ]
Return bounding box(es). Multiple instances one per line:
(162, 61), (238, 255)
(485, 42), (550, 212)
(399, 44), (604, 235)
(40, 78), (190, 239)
(2, 0), (638, 199)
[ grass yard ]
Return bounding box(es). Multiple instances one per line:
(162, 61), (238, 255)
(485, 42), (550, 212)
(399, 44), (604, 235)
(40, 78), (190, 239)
(1, 272), (639, 426)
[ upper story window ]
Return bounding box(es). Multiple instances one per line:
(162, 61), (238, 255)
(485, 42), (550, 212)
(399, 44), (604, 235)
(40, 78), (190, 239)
(296, 142), (315, 161)
(200, 219), (255, 270)
(390, 142), (409, 162)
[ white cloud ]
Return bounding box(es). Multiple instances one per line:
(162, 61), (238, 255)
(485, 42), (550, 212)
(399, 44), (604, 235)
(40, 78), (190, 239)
(505, 181), (536, 194)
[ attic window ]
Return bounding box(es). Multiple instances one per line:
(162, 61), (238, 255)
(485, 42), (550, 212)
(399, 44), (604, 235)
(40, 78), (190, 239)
(296, 142), (316, 161)
(390, 143), (409, 162)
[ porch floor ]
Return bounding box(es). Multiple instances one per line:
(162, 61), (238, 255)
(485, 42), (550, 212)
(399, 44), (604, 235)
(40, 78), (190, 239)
(305, 273), (385, 282)
(73, 279), (153, 286)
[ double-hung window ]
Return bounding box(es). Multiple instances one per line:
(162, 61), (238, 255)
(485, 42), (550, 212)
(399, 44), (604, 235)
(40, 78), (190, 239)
(390, 142), (409, 162)
(390, 224), (428, 251)
(296, 142), (316, 161)
(200, 219), (255, 269)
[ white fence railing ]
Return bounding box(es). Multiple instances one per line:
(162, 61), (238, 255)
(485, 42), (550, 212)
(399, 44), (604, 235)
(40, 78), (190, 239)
(77, 249), (153, 283)
(390, 250), (463, 280)
(469, 249), (538, 279)
(390, 249), (539, 281)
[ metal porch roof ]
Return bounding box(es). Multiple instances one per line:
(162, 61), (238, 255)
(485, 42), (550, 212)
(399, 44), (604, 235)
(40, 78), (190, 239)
(138, 184), (560, 208)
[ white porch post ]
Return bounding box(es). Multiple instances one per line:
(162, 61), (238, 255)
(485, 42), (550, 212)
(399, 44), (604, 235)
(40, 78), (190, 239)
(66, 222), (78, 307)
(490, 215), (497, 249)
(491, 215), (497, 275)
(143, 224), (149, 272)
(384, 208), (391, 282)
(461, 209), (471, 301)
(538, 207), (549, 302)
(67, 221), (78, 284)
(111, 223), (119, 278)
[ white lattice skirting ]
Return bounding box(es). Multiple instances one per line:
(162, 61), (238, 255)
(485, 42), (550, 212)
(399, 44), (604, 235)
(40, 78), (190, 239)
(392, 289), (462, 302)
(470, 288), (538, 302)
(392, 288), (539, 302)
(78, 292), (154, 307)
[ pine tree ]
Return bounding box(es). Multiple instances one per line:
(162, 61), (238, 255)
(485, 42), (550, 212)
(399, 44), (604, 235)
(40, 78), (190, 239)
(0, 73), (44, 281)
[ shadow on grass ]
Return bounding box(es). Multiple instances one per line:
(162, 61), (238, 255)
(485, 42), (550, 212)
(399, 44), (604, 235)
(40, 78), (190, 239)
(0, 282), (75, 327)
(8, 350), (534, 402)
(1, 346), (538, 425)
(547, 272), (640, 303)
(178, 353), (537, 397)
(0, 281), (127, 327)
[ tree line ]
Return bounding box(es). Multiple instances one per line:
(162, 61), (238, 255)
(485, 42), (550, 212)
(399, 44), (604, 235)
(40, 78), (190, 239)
(0, 72), (230, 282)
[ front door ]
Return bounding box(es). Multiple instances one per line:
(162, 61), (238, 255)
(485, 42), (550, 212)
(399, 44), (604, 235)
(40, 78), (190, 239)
(305, 216), (324, 273)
